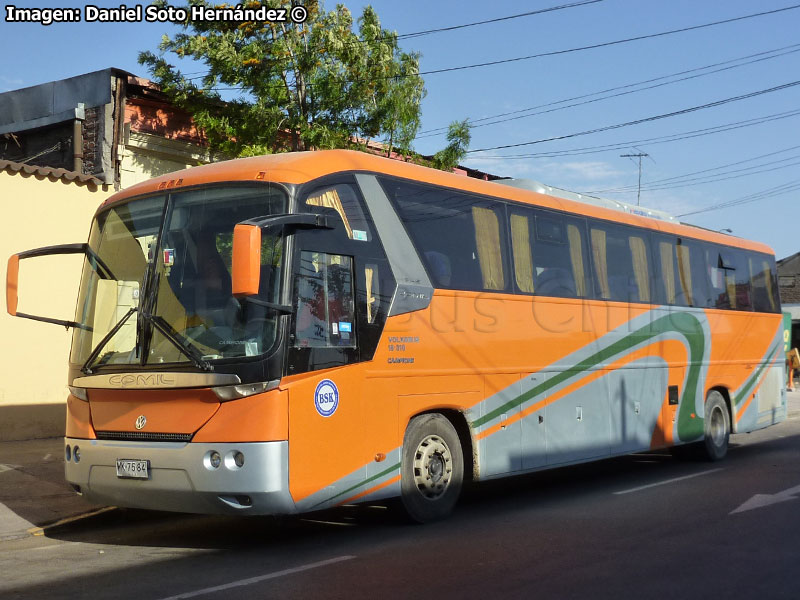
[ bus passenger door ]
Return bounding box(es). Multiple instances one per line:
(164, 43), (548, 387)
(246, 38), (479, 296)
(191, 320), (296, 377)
(285, 177), (395, 509)
(285, 248), (367, 508)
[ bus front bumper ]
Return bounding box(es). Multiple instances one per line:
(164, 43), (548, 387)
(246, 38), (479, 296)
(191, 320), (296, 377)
(64, 438), (297, 515)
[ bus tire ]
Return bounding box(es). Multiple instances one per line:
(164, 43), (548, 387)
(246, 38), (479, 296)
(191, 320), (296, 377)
(400, 413), (464, 523)
(701, 390), (730, 461)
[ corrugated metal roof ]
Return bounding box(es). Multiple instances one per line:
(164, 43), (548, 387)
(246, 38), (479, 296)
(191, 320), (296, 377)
(0, 159), (107, 188)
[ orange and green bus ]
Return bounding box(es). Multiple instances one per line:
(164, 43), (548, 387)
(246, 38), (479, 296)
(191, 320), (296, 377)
(6, 150), (785, 522)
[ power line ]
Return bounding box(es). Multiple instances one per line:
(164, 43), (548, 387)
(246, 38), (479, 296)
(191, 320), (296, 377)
(199, 4), (800, 93)
(398, 0), (603, 39)
(418, 4), (800, 76)
(182, 0), (604, 82)
(416, 43), (800, 138)
(600, 157), (800, 195)
(587, 144), (800, 194)
(678, 179), (800, 217)
(466, 108), (800, 160)
(467, 80), (800, 153)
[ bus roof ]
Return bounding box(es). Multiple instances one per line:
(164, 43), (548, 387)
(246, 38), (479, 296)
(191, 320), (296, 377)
(101, 149), (775, 256)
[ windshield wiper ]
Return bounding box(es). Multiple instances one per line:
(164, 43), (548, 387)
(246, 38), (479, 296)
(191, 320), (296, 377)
(81, 307), (212, 374)
(140, 311), (213, 372)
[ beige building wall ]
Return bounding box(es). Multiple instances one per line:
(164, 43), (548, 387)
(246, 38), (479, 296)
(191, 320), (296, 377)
(120, 130), (214, 189)
(1, 169), (110, 440)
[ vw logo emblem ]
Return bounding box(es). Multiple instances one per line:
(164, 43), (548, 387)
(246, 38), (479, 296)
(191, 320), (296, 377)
(135, 415), (147, 430)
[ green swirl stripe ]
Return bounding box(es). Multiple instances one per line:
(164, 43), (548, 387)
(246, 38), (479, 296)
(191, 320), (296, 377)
(472, 312), (706, 443)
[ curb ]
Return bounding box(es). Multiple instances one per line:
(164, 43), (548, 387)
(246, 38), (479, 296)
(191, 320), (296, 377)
(1, 507), (115, 542)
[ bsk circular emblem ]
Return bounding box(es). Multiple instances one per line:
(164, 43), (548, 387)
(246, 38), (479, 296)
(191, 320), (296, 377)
(314, 379), (339, 417)
(135, 415), (147, 430)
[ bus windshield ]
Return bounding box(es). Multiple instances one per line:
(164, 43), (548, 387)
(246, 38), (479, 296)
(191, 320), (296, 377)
(70, 185), (288, 370)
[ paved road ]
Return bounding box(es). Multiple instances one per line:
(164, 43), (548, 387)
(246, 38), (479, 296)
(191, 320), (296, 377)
(2, 417), (800, 600)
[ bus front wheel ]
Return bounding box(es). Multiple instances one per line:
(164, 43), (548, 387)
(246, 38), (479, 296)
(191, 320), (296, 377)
(400, 413), (464, 523)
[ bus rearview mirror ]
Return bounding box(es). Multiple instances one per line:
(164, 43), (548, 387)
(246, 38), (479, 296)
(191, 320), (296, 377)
(232, 213), (333, 297)
(6, 254), (19, 316)
(6, 244), (90, 329)
(232, 224), (262, 297)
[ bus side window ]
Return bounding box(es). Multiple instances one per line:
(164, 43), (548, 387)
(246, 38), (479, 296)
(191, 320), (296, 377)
(628, 234), (651, 303)
(655, 237), (694, 307)
(365, 263), (379, 324)
(509, 213), (535, 293)
(731, 250), (753, 311)
(750, 254), (779, 313)
(305, 184), (372, 242)
(590, 223), (651, 303)
(472, 206), (505, 290)
(684, 240), (713, 308)
(379, 178), (510, 293)
(675, 238), (712, 308)
(534, 215), (574, 297)
(293, 251), (357, 348)
(508, 210), (588, 298)
(707, 248), (736, 309)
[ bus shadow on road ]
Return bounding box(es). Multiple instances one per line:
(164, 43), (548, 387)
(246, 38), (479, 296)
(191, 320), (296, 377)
(40, 426), (800, 550)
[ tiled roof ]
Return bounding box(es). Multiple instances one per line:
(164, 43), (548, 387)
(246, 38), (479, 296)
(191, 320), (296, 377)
(0, 159), (107, 188)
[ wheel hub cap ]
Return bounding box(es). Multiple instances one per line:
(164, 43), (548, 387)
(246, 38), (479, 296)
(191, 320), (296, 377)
(413, 434), (453, 500)
(710, 406), (726, 446)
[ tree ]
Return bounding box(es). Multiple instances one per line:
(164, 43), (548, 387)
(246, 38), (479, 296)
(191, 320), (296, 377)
(432, 119), (471, 172)
(139, 0), (428, 158)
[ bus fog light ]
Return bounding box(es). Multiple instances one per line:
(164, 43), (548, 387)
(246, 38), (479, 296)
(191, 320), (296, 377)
(65, 445), (71, 462)
(205, 451), (222, 470)
(225, 451), (245, 470)
(73, 446), (81, 463)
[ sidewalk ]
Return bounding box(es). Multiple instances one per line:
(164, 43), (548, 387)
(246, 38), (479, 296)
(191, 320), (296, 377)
(2, 391), (800, 541)
(0, 436), (103, 541)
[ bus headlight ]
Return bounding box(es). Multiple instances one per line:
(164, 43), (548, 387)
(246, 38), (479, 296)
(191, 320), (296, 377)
(68, 386), (88, 401)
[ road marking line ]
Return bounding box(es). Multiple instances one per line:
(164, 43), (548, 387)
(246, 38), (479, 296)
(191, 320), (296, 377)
(300, 518), (356, 527)
(155, 555), (356, 600)
(613, 468), (723, 495)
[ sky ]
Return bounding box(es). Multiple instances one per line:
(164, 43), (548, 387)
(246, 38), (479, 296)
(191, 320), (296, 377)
(2, 0), (799, 259)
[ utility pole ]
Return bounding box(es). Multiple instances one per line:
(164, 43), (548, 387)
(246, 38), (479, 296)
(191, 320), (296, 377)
(620, 152), (649, 205)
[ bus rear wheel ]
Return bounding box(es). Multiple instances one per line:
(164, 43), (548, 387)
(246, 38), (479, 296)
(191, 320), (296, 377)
(671, 390), (730, 461)
(400, 413), (464, 523)
(701, 390), (730, 461)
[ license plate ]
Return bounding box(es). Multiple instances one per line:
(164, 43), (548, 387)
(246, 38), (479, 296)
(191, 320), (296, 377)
(116, 459), (150, 479)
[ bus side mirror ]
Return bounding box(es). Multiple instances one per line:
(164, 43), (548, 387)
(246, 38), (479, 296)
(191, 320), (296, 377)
(231, 213), (332, 297)
(6, 254), (19, 316)
(232, 224), (262, 297)
(6, 243), (100, 329)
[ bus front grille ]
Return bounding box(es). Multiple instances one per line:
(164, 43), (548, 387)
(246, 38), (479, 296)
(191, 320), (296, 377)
(95, 431), (193, 443)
